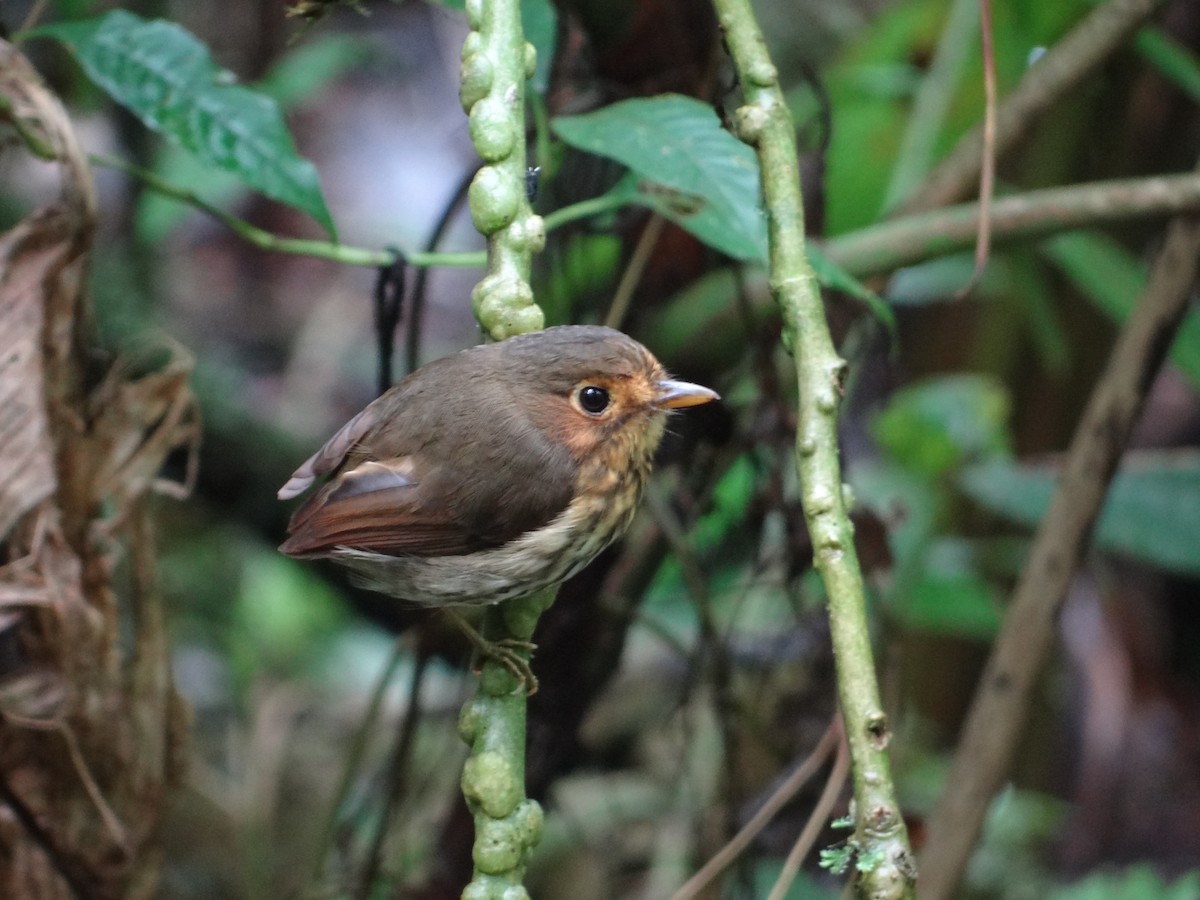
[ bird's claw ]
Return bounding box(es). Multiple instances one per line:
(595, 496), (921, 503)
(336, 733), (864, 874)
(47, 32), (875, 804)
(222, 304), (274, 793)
(473, 638), (539, 695)
(444, 609), (539, 695)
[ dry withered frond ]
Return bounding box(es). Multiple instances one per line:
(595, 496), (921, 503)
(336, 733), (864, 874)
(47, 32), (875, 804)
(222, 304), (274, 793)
(0, 39), (195, 899)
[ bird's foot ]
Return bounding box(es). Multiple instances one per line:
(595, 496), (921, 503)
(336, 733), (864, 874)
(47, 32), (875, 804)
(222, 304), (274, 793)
(444, 610), (539, 695)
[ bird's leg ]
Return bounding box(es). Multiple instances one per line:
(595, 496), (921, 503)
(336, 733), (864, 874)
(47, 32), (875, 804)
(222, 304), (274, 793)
(442, 608), (539, 695)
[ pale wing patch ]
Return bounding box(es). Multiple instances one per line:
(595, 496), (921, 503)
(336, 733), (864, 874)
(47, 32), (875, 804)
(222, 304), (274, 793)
(328, 459), (417, 501)
(278, 405), (380, 500)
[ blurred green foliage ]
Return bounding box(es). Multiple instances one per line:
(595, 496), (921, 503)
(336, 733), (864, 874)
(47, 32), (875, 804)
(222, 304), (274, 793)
(10, 0), (1200, 896)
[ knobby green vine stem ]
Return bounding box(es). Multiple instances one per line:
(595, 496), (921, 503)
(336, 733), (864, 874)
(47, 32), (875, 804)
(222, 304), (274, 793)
(455, 0), (550, 896)
(712, 1), (916, 897)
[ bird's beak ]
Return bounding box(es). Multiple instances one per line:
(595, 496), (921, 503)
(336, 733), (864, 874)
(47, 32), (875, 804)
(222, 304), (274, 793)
(654, 379), (720, 409)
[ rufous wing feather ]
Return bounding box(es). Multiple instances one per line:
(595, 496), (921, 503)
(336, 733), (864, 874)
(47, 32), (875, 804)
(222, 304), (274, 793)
(278, 405), (382, 500)
(280, 457), (494, 558)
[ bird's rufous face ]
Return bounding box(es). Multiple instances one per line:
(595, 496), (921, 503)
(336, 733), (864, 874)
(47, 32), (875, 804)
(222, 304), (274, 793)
(544, 362), (717, 463)
(544, 365), (669, 461)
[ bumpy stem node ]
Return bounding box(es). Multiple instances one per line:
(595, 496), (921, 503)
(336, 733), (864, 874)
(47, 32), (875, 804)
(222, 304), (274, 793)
(457, 0), (549, 894)
(712, 0), (917, 896)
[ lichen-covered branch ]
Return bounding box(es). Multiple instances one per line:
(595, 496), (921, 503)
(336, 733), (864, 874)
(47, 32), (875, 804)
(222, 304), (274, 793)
(456, 0), (549, 896)
(461, 0), (545, 341)
(710, 1), (916, 897)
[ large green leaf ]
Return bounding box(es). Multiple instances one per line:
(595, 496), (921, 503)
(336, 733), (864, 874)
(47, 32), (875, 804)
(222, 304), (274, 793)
(1048, 866), (1200, 900)
(961, 452), (1200, 576)
(34, 10), (336, 237)
(1041, 231), (1200, 387)
(553, 94), (768, 263)
(137, 33), (367, 241)
(872, 374), (1012, 476)
(552, 95), (895, 330)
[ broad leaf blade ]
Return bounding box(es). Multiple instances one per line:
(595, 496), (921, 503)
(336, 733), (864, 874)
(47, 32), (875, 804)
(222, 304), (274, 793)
(873, 374), (1012, 476)
(553, 94), (768, 262)
(35, 10), (336, 238)
(809, 242), (897, 338)
(138, 33), (367, 241)
(961, 453), (1200, 577)
(1041, 231), (1200, 387)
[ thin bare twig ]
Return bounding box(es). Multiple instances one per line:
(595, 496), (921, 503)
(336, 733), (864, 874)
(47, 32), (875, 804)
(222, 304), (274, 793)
(898, 0), (1169, 215)
(606, 213), (667, 329)
(767, 723), (850, 900)
(966, 0), (997, 290)
(671, 717), (840, 900)
(825, 172), (1200, 278)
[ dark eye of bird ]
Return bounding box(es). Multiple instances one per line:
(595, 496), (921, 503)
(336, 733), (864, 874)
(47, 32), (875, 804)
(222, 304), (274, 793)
(578, 385), (610, 414)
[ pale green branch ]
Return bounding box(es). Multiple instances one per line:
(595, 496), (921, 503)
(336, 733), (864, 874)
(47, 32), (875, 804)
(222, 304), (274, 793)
(95, 152), (638, 274)
(90, 153), (483, 268)
(711, 0), (916, 897)
(456, 0), (550, 896)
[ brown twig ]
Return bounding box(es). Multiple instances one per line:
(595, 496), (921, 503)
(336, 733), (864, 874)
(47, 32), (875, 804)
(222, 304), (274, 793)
(965, 0), (997, 290)
(897, 0), (1169, 215)
(825, 172), (1200, 278)
(766, 723), (850, 900)
(917, 190), (1200, 899)
(671, 717), (839, 900)
(605, 213), (667, 329)
(357, 648), (430, 898)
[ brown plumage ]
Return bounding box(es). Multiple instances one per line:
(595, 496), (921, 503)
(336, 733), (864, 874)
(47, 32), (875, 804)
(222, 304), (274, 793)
(278, 325), (718, 608)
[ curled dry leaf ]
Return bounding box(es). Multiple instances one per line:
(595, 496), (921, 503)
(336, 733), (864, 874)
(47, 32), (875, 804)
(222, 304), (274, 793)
(0, 39), (194, 899)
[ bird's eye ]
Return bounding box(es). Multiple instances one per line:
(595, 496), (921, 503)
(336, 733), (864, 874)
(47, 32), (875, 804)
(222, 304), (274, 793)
(577, 385), (610, 414)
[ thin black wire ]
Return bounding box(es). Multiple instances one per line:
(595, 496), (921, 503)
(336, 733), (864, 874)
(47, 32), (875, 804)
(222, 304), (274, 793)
(405, 165), (478, 376)
(373, 249), (407, 395)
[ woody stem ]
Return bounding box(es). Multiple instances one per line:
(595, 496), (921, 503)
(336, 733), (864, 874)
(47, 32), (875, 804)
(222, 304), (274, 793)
(456, 0), (551, 896)
(711, 0), (916, 897)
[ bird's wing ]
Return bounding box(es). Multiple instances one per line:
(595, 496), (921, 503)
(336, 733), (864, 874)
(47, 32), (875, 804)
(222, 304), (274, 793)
(279, 455), (495, 558)
(278, 405), (381, 500)
(278, 374), (577, 559)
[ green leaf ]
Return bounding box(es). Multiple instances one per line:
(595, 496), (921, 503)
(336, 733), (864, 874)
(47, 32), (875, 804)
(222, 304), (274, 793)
(34, 10), (336, 237)
(1041, 231), (1200, 387)
(1048, 866), (1200, 900)
(855, 845), (886, 873)
(138, 34), (365, 241)
(960, 452), (1200, 577)
(809, 242), (897, 338)
(872, 374), (1012, 476)
(1135, 27), (1200, 102)
(819, 844), (855, 875)
(553, 94), (768, 262)
(901, 540), (1003, 639)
